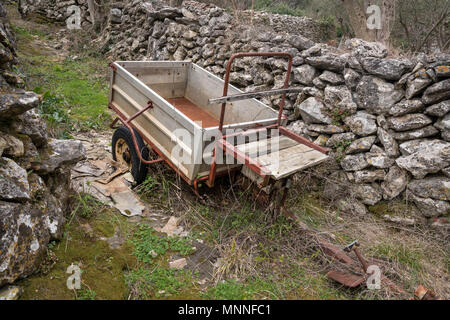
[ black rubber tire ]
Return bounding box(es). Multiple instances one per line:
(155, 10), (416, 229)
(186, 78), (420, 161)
(112, 126), (149, 185)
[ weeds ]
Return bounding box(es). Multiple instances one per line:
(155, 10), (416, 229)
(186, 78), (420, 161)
(126, 267), (197, 299)
(131, 225), (195, 265)
(35, 89), (73, 139)
(76, 288), (97, 300)
(13, 21), (111, 135)
(70, 193), (104, 220)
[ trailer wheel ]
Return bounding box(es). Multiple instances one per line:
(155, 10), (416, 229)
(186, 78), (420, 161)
(112, 126), (149, 185)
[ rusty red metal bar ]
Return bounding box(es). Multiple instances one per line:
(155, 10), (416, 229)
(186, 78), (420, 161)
(278, 126), (329, 155)
(218, 139), (271, 177)
(208, 52), (294, 187)
(126, 101), (153, 124)
(219, 52), (293, 131)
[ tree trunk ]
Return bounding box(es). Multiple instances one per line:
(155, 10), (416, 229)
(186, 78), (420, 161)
(377, 0), (396, 44)
(341, 0), (399, 45)
(87, 0), (104, 31)
(341, 0), (376, 41)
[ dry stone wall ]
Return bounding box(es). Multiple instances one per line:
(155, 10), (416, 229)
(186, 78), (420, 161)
(0, 3), (86, 286)
(20, 1), (450, 224)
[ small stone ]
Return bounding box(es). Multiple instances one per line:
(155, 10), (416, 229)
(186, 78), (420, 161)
(305, 54), (346, 72)
(340, 154), (369, 171)
(408, 177), (450, 201)
(0, 157), (30, 202)
(343, 68), (361, 90)
(344, 38), (387, 58)
(323, 85), (357, 114)
(313, 135), (328, 147)
(326, 132), (355, 148)
(345, 136), (376, 154)
(396, 140), (450, 179)
(36, 139), (86, 174)
(435, 65), (450, 78)
(286, 120), (308, 137)
(354, 169), (386, 183)
(344, 112), (377, 136)
(435, 113), (450, 132)
(377, 128), (399, 157)
(360, 57), (413, 81)
(351, 183), (382, 205)
(409, 193), (450, 218)
(356, 76), (404, 114)
(391, 126), (439, 141)
(365, 152), (395, 169)
(296, 97), (332, 124)
(442, 167), (450, 178)
(422, 79), (450, 105)
(399, 139), (448, 156)
(293, 64), (318, 86)
(0, 134), (24, 157)
(424, 100), (450, 117)
(0, 92), (41, 119)
(376, 115), (388, 130)
(380, 166), (408, 200)
(389, 99), (424, 116)
(169, 258), (187, 270)
(405, 77), (432, 99)
(0, 286), (22, 300)
(383, 215), (416, 226)
(312, 77), (326, 89)
(387, 114), (432, 132)
(337, 198), (368, 215)
(307, 124), (344, 134)
(319, 71), (344, 85)
(288, 35), (315, 51)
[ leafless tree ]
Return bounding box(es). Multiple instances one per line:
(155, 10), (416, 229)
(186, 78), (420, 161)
(87, 0), (108, 32)
(396, 0), (449, 53)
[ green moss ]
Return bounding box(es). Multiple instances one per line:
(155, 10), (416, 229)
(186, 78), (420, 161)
(368, 200), (416, 217)
(90, 218), (116, 238)
(18, 208), (137, 300)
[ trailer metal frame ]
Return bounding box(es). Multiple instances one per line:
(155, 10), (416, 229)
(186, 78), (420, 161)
(108, 52), (329, 197)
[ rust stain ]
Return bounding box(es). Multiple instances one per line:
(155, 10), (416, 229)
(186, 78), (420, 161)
(167, 97), (219, 128)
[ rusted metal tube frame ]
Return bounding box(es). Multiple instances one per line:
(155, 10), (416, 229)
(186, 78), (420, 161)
(206, 122), (329, 188)
(218, 52), (293, 131)
(208, 52), (293, 188)
(108, 56), (327, 195)
(278, 126), (329, 154)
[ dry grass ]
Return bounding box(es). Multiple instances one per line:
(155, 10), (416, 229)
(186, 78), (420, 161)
(138, 156), (449, 299)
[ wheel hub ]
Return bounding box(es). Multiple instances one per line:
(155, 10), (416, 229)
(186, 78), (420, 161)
(115, 138), (132, 169)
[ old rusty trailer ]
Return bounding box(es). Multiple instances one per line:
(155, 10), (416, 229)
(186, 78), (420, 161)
(108, 52), (329, 209)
